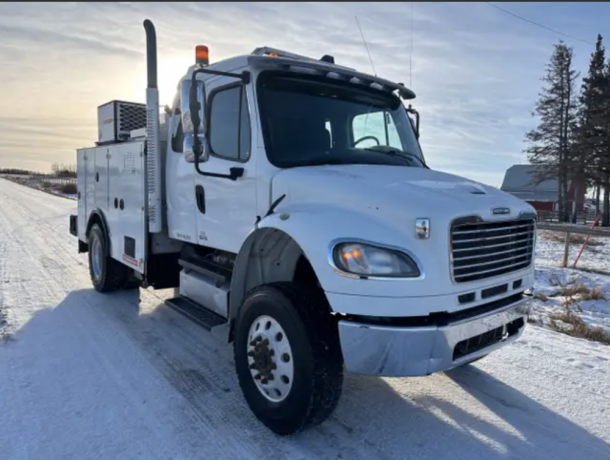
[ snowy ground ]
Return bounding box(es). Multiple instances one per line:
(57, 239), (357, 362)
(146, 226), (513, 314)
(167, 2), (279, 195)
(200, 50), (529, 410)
(533, 231), (610, 338)
(1, 178), (609, 460)
(3, 175), (77, 200)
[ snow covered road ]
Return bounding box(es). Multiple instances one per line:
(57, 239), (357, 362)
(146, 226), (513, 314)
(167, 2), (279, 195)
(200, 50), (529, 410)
(1, 178), (609, 460)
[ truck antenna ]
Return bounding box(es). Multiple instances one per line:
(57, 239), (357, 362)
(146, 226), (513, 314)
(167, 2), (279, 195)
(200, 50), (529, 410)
(409, 2), (414, 87)
(355, 16), (377, 76)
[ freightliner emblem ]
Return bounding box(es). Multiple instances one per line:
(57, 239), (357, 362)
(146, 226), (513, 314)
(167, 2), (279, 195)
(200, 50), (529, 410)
(492, 207), (511, 215)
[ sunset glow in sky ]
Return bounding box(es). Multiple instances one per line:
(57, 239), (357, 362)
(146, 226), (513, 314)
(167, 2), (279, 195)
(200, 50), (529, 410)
(0, 2), (607, 186)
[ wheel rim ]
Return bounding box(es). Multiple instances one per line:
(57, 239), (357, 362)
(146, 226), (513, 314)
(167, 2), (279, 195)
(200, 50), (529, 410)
(247, 315), (294, 403)
(91, 235), (103, 280)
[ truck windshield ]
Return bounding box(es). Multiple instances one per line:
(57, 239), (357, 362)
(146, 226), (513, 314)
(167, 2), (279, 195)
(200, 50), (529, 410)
(256, 71), (424, 169)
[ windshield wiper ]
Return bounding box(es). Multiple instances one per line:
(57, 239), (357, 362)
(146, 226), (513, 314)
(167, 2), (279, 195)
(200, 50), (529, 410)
(363, 146), (427, 168)
(290, 157), (351, 168)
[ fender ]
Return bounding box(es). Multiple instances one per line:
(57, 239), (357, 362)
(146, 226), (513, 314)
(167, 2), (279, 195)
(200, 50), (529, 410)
(85, 208), (112, 251)
(228, 203), (435, 321)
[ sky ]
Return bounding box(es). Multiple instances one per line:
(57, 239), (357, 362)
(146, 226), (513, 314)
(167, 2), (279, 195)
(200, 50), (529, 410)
(0, 2), (608, 187)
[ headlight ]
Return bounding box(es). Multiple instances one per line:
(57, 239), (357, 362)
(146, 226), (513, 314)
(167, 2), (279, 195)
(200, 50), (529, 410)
(332, 242), (421, 278)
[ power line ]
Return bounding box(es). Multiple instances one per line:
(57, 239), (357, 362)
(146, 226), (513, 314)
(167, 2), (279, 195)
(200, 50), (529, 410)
(484, 2), (594, 46)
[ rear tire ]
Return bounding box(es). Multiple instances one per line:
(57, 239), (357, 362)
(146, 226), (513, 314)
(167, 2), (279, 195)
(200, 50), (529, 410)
(233, 282), (344, 436)
(87, 224), (133, 292)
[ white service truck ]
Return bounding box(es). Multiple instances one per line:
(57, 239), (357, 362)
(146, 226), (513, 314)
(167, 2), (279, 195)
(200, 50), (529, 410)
(70, 19), (536, 435)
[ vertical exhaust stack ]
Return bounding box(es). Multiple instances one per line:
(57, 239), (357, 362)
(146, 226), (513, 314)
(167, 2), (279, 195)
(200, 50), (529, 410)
(143, 19), (162, 233)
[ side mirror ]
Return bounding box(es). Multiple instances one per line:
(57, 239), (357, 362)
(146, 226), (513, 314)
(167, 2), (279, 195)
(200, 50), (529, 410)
(180, 78), (209, 163)
(180, 79), (205, 134)
(184, 133), (209, 163)
(406, 104), (420, 139)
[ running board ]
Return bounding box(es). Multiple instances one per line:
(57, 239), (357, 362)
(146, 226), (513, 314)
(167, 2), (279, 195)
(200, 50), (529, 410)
(165, 296), (227, 331)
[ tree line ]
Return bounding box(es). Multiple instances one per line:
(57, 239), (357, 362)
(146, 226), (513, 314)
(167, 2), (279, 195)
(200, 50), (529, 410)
(1, 164), (76, 177)
(0, 168), (34, 175)
(51, 163), (77, 178)
(525, 34), (610, 226)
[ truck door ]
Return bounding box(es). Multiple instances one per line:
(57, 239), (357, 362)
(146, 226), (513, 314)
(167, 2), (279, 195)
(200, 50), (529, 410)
(193, 78), (257, 253)
(167, 107), (198, 244)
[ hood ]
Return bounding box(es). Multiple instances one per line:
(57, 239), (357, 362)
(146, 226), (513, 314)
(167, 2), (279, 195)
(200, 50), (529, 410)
(270, 165), (534, 227)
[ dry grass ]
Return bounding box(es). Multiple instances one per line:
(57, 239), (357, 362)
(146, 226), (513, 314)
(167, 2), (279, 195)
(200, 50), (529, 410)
(582, 286), (607, 301)
(534, 293), (548, 302)
(548, 311), (610, 345)
(562, 283), (590, 297)
(560, 283), (608, 309)
(59, 183), (77, 194)
(539, 230), (604, 247)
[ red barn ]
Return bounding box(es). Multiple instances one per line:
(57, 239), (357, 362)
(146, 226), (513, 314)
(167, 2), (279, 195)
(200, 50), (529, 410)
(500, 165), (586, 212)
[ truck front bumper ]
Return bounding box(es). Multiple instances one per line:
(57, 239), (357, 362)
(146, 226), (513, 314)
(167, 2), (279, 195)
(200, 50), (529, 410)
(337, 295), (530, 377)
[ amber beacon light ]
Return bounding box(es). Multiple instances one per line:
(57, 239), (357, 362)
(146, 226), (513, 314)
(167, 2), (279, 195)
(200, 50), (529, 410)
(195, 45), (209, 66)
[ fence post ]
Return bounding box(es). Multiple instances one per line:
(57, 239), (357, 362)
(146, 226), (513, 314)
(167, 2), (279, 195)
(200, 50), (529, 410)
(562, 231), (571, 268)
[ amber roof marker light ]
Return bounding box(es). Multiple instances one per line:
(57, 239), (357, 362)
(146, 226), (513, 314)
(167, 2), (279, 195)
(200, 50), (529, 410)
(195, 45), (209, 66)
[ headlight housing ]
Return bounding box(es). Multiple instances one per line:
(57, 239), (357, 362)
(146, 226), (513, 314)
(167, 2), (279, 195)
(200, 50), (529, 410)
(331, 241), (422, 278)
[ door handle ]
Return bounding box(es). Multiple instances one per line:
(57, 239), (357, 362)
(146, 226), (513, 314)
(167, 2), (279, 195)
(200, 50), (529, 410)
(195, 185), (206, 214)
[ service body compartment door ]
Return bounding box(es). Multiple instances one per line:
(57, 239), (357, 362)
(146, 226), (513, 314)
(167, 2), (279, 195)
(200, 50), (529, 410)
(85, 148), (96, 227)
(107, 140), (147, 273)
(94, 146), (110, 210)
(76, 148), (88, 242)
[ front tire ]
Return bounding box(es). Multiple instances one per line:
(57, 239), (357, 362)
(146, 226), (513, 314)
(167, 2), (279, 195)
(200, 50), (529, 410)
(87, 224), (132, 292)
(233, 282), (344, 435)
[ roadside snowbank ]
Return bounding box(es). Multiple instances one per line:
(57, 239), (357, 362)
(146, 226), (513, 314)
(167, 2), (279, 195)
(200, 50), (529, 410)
(533, 231), (610, 343)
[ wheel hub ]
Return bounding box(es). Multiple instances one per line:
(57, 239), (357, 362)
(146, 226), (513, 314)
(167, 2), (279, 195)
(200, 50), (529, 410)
(247, 315), (294, 402)
(91, 236), (103, 280)
(249, 337), (276, 382)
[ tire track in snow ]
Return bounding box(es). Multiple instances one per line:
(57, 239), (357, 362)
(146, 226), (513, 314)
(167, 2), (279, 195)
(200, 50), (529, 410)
(0, 181), (280, 459)
(2, 178), (610, 460)
(0, 180), (383, 459)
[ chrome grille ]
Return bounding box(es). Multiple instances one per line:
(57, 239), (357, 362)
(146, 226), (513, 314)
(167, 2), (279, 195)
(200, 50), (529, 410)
(451, 218), (536, 283)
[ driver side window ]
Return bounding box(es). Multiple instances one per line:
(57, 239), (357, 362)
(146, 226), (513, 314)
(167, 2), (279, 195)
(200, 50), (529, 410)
(352, 111), (401, 149)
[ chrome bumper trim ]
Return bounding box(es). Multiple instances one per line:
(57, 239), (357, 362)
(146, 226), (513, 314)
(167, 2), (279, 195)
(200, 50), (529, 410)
(338, 297), (531, 377)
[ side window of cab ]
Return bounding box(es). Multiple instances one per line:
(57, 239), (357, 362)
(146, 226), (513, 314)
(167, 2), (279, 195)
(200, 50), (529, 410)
(208, 85), (251, 161)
